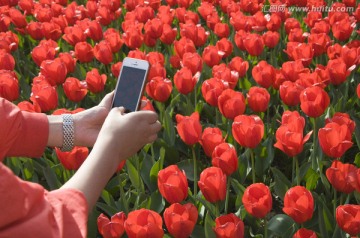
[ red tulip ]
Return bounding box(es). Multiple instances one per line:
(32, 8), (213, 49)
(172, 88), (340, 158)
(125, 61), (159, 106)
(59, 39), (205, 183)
(182, 52), (203, 74)
(144, 18), (163, 39)
(213, 213), (244, 238)
(252, 61), (276, 88)
(175, 112), (202, 146)
(212, 64), (238, 89)
(318, 122), (353, 159)
(30, 80), (58, 112)
(357, 83), (360, 99)
(85, 68), (107, 93)
(266, 13), (282, 31)
(263, 31), (280, 48)
(31, 42), (57, 67)
(242, 183), (272, 218)
(214, 22), (230, 38)
(217, 89), (246, 120)
(123, 25), (144, 49)
(232, 115), (264, 149)
(285, 42), (314, 67)
(308, 33), (331, 56)
(146, 76), (172, 102)
(124, 209), (164, 238)
(216, 38), (233, 58)
(336, 204), (360, 236)
(0, 69), (18, 101)
(332, 18), (354, 42)
(160, 23), (177, 45)
(326, 160), (357, 194)
(202, 45), (223, 68)
(283, 186), (314, 224)
(299, 86), (330, 118)
(94, 40), (113, 65)
(111, 62), (122, 78)
(163, 203), (198, 238)
(174, 67), (198, 95)
(243, 33), (264, 56)
(62, 25), (86, 46)
(325, 112), (355, 134)
(284, 18), (301, 35)
(327, 58), (352, 86)
(201, 77), (229, 107)
(157, 165), (188, 204)
(75, 41), (94, 63)
(103, 28), (124, 53)
(200, 127), (225, 157)
(212, 143), (238, 176)
(146, 52), (165, 66)
(97, 212), (126, 238)
(59, 52), (76, 74)
(293, 228), (317, 238)
(55, 146), (89, 170)
(279, 81), (304, 107)
(247, 86), (270, 113)
(17, 101), (41, 113)
(147, 62), (166, 80)
(26, 21), (44, 40)
(40, 58), (68, 86)
(174, 37), (196, 58)
(228, 56), (249, 78)
(198, 167), (226, 203)
(63, 77), (87, 102)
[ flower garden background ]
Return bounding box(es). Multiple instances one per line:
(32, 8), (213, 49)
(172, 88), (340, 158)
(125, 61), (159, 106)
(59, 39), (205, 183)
(1, 0), (360, 237)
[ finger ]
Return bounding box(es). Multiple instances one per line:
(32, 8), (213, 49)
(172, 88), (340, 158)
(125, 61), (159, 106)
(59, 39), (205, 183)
(150, 121), (162, 133)
(99, 91), (115, 109)
(140, 100), (147, 109)
(112, 106), (125, 115)
(146, 134), (158, 144)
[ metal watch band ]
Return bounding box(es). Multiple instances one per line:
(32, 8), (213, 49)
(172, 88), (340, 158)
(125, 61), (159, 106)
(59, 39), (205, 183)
(61, 114), (74, 152)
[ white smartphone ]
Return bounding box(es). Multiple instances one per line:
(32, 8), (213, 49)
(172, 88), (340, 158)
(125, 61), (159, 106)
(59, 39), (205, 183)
(112, 57), (150, 112)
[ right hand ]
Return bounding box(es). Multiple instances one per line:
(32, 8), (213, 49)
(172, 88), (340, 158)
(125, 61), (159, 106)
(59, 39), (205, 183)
(96, 107), (162, 163)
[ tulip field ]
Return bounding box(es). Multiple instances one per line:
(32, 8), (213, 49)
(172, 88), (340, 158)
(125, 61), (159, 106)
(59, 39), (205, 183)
(2, 0), (360, 237)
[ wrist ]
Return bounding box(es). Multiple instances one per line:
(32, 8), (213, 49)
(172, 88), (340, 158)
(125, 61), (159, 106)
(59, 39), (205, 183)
(61, 114), (74, 152)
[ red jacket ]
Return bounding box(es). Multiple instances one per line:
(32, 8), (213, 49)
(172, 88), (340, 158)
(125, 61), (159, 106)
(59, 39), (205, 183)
(0, 97), (87, 238)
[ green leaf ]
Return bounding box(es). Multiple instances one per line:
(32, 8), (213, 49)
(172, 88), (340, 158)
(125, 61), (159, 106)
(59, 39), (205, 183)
(96, 202), (119, 216)
(43, 166), (61, 190)
(191, 224), (206, 238)
(271, 167), (291, 200)
(204, 212), (216, 238)
(163, 105), (176, 146)
(267, 214), (298, 238)
(304, 168), (320, 191)
(126, 159), (142, 190)
(354, 152), (360, 167)
(149, 147), (165, 186)
(149, 190), (165, 213)
(177, 159), (195, 181)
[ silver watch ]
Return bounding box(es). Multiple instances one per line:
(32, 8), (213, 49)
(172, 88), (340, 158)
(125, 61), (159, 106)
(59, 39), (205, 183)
(61, 114), (74, 152)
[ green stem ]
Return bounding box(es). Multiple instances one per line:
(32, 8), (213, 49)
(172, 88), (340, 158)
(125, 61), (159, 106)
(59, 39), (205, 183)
(334, 190), (337, 216)
(215, 202), (220, 217)
(118, 173), (129, 214)
(251, 149), (256, 183)
(224, 178), (231, 214)
(295, 156), (300, 186)
(192, 146), (198, 197)
(311, 118), (318, 171)
(264, 218), (268, 238)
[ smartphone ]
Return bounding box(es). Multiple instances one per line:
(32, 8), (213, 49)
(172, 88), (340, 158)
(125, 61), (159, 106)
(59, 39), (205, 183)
(112, 57), (150, 112)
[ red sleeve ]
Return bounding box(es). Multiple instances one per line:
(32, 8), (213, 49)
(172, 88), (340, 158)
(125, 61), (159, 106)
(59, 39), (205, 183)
(0, 97), (48, 159)
(0, 163), (88, 238)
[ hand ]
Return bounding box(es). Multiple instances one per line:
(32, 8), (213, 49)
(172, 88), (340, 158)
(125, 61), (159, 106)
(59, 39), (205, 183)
(73, 92), (113, 147)
(95, 107), (162, 164)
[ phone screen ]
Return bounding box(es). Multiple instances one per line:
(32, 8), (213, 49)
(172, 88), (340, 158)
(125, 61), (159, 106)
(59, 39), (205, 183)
(112, 66), (147, 112)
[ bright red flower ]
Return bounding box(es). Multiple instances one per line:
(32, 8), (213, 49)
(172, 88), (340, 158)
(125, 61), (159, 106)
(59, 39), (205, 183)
(243, 33), (264, 56)
(201, 77), (229, 107)
(213, 22), (230, 38)
(325, 112), (355, 134)
(174, 67), (198, 95)
(252, 61), (276, 88)
(158, 165), (188, 204)
(326, 160), (357, 194)
(200, 127), (225, 157)
(283, 186), (314, 224)
(332, 18), (354, 42)
(308, 33), (331, 57)
(318, 122), (353, 159)
(274, 111), (312, 157)
(212, 143), (238, 176)
(229, 56), (249, 78)
(103, 28), (124, 53)
(97, 212), (126, 238)
(94, 41), (113, 65)
(232, 115), (264, 149)
(266, 13), (282, 31)
(30, 80), (58, 112)
(0, 31), (19, 53)
(299, 86), (330, 118)
(9, 8), (27, 28)
(288, 28), (305, 43)
(40, 58), (67, 86)
(58, 52), (76, 74)
(174, 37), (196, 58)
(284, 18), (301, 35)
(202, 45), (223, 68)
(336, 204), (360, 236)
(146, 52), (165, 66)
(62, 25), (86, 46)
(175, 112), (202, 146)
(217, 88), (246, 120)
(279, 81), (304, 107)
(213, 213), (244, 238)
(85, 68), (107, 93)
(212, 63), (238, 89)
(182, 52), (203, 74)
(242, 183), (272, 218)
(247, 86), (270, 113)
(17, 101), (41, 113)
(160, 23), (177, 45)
(216, 38), (233, 59)
(293, 228), (317, 238)
(0, 50), (14, 71)
(0, 69), (18, 101)
(163, 203), (198, 238)
(285, 42), (314, 67)
(63, 77), (87, 102)
(263, 31), (280, 48)
(144, 18), (163, 39)
(124, 209), (164, 238)
(146, 76), (172, 102)
(281, 60), (310, 83)
(327, 58), (352, 86)
(123, 25), (144, 49)
(198, 167), (226, 203)
(55, 146), (89, 170)
(84, 20), (103, 42)
(147, 62), (166, 80)
(74, 41), (94, 63)
(357, 83), (360, 99)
